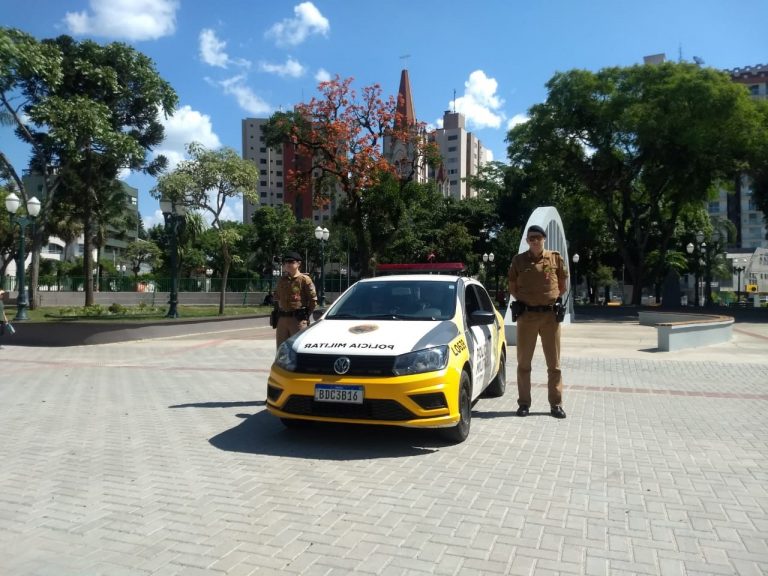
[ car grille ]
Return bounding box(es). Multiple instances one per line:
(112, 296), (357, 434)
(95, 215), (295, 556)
(296, 353), (396, 376)
(282, 395), (416, 421)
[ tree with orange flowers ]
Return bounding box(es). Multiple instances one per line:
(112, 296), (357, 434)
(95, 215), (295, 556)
(264, 76), (438, 277)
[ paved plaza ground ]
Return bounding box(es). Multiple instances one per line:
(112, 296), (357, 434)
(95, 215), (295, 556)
(0, 316), (767, 575)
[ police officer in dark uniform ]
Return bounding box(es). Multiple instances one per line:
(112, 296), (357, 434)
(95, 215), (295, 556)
(274, 251), (318, 347)
(507, 225), (568, 419)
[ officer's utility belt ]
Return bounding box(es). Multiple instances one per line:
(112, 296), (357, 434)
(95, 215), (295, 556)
(278, 309), (305, 317)
(522, 304), (555, 312)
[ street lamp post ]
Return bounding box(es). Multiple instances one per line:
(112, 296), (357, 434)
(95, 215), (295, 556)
(160, 198), (186, 318)
(703, 230), (721, 307)
(5, 192), (41, 321)
(686, 231), (706, 307)
(118, 264), (126, 291)
(733, 258), (746, 303)
(205, 268), (213, 293)
(314, 226), (329, 305)
(572, 253), (580, 301)
(482, 252), (495, 291)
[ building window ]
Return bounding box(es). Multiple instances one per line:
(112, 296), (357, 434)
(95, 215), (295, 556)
(450, 179), (458, 185)
(750, 85), (760, 96)
(276, 193), (283, 198)
(448, 146), (457, 152)
(276, 171), (283, 176)
(447, 135), (458, 141)
(260, 147), (267, 153)
(260, 180), (267, 187)
(260, 192), (267, 198)
(277, 181), (283, 187)
(259, 136), (265, 141)
(448, 169), (457, 175)
(130, 197), (137, 205)
(447, 157), (457, 164)
(276, 160), (283, 166)
(260, 159), (267, 164)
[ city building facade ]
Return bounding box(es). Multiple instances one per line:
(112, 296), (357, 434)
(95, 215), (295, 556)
(241, 117), (332, 225)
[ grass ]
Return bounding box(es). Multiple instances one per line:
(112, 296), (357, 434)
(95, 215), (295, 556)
(4, 304), (271, 322)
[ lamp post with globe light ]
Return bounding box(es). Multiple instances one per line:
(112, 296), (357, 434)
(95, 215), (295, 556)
(482, 252), (495, 291)
(572, 253), (580, 302)
(686, 230), (706, 306)
(160, 198), (186, 318)
(5, 192), (41, 321)
(732, 257), (747, 303)
(314, 226), (329, 305)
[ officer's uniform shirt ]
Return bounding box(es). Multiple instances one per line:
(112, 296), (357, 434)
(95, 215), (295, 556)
(276, 272), (317, 313)
(509, 249), (567, 306)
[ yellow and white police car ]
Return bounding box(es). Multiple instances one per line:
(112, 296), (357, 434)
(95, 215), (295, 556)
(266, 275), (507, 443)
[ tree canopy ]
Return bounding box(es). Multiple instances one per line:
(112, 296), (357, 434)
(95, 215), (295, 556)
(506, 62), (764, 304)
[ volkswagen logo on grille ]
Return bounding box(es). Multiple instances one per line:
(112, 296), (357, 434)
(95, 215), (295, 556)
(333, 356), (351, 375)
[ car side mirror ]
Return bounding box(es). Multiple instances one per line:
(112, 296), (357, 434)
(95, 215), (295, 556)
(312, 308), (326, 322)
(469, 310), (495, 326)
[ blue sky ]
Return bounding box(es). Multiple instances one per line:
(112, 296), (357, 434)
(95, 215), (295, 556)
(3, 0), (767, 230)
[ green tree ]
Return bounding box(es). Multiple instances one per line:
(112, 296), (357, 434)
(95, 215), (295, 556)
(0, 29), (177, 307)
(249, 204), (296, 291)
(153, 143), (259, 314)
(507, 62), (762, 304)
(124, 239), (162, 281)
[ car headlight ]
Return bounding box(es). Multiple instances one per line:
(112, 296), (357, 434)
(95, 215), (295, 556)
(274, 341), (298, 371)
(392, 345), (449, 376)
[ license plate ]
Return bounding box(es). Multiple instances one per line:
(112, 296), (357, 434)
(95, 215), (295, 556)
(314, 384), (364, 404)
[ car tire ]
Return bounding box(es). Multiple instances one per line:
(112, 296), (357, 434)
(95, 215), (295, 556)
(441, 371), (471, 443)
(485, 349), (506, 398)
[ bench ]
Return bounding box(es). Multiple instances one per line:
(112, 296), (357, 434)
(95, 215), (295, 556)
(638, 311), (734, 352)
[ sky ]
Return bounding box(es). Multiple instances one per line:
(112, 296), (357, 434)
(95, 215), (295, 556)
(2, 0), (767, 230)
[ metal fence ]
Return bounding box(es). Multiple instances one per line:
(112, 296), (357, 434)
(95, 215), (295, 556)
(3, 274), (351, 295)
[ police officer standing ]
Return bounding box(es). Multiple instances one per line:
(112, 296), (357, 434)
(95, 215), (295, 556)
(274, 251), (318, 347)
(507, 225), (568, 419)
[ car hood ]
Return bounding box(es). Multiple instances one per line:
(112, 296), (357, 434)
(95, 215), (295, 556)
(293, 318), (460, 356)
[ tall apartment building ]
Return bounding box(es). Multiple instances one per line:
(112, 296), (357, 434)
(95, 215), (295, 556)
(241, 118), (333, 225)
(428, 110), (489, 200)
(709, 64), (768, 250)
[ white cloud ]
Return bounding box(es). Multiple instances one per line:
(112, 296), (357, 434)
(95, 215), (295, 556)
(315, 68), (331, 83)
(217, 76), (272, 116)
(63, 0), (178, 41)
(259, 58), (305, 78)
(199, 29), (229, 68)
(153, 105), (221, 170)
(143, 208), (165, 231)
(199, 29), (251, 69)
(453, 70), (505, 130)
(506, 114), (529, 130)
(266, 2), (329, 47)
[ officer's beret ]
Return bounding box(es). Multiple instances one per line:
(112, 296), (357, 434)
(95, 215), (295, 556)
(283, 251), (302, 261)
(526, 225), (547, 238)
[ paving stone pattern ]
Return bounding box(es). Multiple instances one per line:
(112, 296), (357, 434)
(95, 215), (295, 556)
(0, 320), (766, 575)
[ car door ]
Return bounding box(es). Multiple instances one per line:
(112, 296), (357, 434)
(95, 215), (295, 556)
(463, 284), (496, 400)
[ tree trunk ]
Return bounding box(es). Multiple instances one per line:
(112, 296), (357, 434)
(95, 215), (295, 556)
(219, 261), (229, 315)
(83, 216), (94, 307)
(28, 230), (43, 310)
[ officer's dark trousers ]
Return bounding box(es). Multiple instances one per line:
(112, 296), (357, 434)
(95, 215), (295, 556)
(516, 311), (563, 407)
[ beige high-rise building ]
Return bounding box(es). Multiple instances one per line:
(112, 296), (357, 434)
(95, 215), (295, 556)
(428, 110), (489, 200)
(241, 118), (331, 224)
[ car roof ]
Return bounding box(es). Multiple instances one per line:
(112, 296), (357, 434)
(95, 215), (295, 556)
(359, 274), (463, 283)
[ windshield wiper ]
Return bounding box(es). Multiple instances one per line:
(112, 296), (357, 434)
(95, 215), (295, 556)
(328, 313), (361, 319)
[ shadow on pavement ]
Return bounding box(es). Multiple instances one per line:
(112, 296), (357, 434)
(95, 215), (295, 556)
(208, 410), (457, 460)
(169, 400), (265, 409)
(474, 410), (555, 419)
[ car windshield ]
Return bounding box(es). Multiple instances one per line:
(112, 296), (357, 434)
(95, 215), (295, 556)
(327, 280), (457, 321)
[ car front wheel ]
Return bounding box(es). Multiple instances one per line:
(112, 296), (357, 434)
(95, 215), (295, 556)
(485, 349), (506, 397)
(441, 371), (471, 443)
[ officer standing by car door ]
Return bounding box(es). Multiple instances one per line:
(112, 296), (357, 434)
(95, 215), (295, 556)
(274, 251), (318, 347)
(507, 225), (568, 419)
